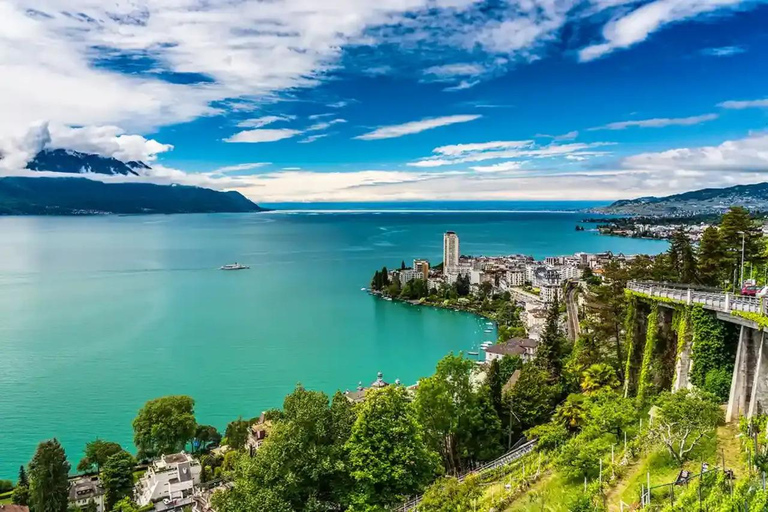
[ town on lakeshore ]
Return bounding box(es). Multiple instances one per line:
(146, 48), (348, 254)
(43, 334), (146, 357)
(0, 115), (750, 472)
(3, 207), (768, 512)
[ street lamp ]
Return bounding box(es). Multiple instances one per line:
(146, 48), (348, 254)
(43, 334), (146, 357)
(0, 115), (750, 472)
(738, 231), (746, 287)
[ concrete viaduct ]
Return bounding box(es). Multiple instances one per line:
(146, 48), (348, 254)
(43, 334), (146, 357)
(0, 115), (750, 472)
(628, 281), (768, 423)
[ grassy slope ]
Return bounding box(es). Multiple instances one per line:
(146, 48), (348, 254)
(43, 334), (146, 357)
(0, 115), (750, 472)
(485, 423), (744, 512)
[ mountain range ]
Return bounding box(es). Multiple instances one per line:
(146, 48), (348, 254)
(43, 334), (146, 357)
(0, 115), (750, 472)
(0, 149), (265, 215)
(596, 182), (768, 216)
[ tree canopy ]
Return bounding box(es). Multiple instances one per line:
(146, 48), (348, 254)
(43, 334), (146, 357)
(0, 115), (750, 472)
(28, 438), (70, 512)
(77, 439), (123, 473)
(347, 385), (441, 508)
(132, 395), (197, 459)
(101, 451), (136, 510)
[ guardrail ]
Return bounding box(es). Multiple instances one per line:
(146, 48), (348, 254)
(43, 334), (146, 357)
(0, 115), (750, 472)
(627, 281), (766, 315)
(394, 439), (538, 512)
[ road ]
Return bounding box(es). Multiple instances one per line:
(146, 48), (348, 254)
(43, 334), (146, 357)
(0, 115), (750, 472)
(565, 283), (580, 342)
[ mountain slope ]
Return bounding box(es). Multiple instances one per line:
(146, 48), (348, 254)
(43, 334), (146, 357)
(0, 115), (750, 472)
(597, 182), (768, 215)
(0, 177), (265, 215)
(27, 148), (149, 176)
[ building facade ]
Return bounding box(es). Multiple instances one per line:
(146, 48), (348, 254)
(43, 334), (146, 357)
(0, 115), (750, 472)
(136, 452), (202, 507)
(484, 338), (539, 363)
(443, 232), (460, 272)
(69, 476), (105, 512)
(413, 259), (430, 279)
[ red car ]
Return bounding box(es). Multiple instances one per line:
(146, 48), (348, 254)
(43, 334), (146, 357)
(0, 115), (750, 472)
(741, 285), (758, 296)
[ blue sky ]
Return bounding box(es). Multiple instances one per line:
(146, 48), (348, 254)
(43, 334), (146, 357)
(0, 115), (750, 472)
(1, 0), (767, 202)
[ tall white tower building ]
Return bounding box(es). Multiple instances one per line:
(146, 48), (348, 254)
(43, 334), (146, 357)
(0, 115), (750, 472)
(443, 231), (459, 273)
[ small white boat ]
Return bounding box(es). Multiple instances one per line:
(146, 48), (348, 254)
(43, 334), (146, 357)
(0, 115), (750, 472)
(220, 263), (249, 271)
(361, 287), (367, 291)
(467, 351), (479, 356)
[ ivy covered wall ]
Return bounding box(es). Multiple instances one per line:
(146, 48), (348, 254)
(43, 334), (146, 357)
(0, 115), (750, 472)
(689, 306), (738, 401)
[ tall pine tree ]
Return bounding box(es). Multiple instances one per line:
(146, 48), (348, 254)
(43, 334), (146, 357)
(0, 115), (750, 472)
(668, 227), (697, 284)
(536, 297), (566, 382)
(698, 226), (725, 287)
(28, 439), (70, 512)
(720, 207), (763, 286)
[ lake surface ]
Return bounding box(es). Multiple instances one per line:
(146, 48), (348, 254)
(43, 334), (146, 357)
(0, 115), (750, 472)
(0, 204), (667, 477)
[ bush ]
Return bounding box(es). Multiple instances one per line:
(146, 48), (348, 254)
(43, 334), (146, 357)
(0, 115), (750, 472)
(703, 368), (731, 402)
(526, 422), (569, 452)
(0, 480), (12, 493)
(557, 434), (612, 480)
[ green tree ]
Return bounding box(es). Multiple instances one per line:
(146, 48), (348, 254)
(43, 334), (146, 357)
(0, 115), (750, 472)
(413, 354), (501, 474)
(371, 270), (381, 290)
(192, 425), (222, 453)
(347, 385), (441, 508)
(77, 440), (123, 473)
(720, 206), (763, 287)
(110, 498), (142, 512)
(11, 483), (29, 506)
(582, 389), (636, 439)
(101, 451), (135, 510)
(211, 472), (292, 512)
(536, 297), (566, 381)
(18, 465), (28, 487)
(12, 465), (29, 506)
(132, 395), (197, 459)
(580, 363), (619, 394)
(698, 226), (725, 287)
(487, 358), (503, 418)
(648, 389), (723, 466)
(28, 438), (70, 512)
(504, 364), (561, 434)
(455, 274), (470, 297)
(668, 227), (697, 283)
(555, 394), (587, 432)
(218, 385), (354, 511)
(224, 417), (251, 450)
(417, 475), (482, 512)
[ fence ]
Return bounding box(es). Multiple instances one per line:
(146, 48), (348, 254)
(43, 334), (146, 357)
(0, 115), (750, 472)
(628, 281), (767, 315)
(638, 467), (768, 511)
(394, 439), (538, 512)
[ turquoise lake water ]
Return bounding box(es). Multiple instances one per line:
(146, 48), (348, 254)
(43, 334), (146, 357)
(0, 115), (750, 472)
(0, 205), (667, 477)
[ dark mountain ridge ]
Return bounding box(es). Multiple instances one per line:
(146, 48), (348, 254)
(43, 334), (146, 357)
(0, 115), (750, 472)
(27, 148), (150, 176)
(0, 148), (265, 215)
(596, 182), (768, 216)
(0, 177), (265, 215)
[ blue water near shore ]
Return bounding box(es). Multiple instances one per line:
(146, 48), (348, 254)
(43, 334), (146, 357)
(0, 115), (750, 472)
(0, 202), (667, 477)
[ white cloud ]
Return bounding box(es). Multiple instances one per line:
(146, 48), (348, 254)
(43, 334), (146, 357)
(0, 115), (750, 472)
(214, 162), (271, 173)
(444, 80), (481, 92)
(470, 161), (527, 173)
(433, 140), (534, 156)
(579, 0), (746, 62)
(0, 123), (172, 171)
(224, 129), (302, 143)
(536, 130), (579, 141)
(298, 134), (330, 144)
(423, 63), (485, 78)
(718, 98), (768, 109)
(354, 115), (481, 140)
(409, 140), (611, 167)
(236, 116), (294, 129)
(589, 113), (718, 130)
(306, 119), (347, 132)
(621, 132), (768, 172)
(701, 45), (746, 57)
